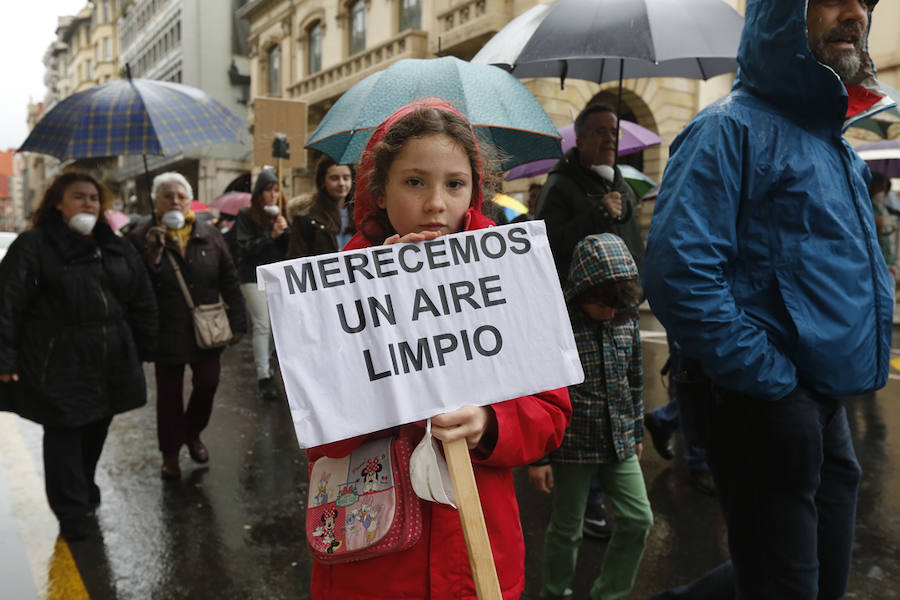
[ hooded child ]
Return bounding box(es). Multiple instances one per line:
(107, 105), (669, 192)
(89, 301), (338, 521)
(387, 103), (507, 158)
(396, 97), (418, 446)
(529, 233), (652, 600)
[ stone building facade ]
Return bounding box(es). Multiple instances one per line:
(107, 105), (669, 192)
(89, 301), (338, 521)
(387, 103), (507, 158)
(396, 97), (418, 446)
(239, 0), (899, 219)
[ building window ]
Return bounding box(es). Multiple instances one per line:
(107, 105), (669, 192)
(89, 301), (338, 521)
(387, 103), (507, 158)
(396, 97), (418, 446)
(399, 0), (421, 31)
(102, 1), (110, 23)
(87, 59), (93, 80)
(268, 45), (280, 95)
(308, 21), (322, 75)
(104, 37), (111, 60)
(349, 0), (366, 56)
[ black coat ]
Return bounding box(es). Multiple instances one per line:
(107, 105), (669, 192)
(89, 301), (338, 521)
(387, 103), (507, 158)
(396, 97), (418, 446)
(0, 218), (158, 427)
(129, 221), (246, 366)
(536, 147), (644, 281)
(234, 207), (289, 283)
(287, 194), (342, 258)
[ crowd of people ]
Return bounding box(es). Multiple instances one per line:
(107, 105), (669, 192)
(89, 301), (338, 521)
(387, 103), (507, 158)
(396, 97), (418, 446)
(0, 0), (895, 598)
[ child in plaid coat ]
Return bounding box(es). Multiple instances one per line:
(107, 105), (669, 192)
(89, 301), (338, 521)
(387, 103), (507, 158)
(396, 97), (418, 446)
(529, 233), (653, 600)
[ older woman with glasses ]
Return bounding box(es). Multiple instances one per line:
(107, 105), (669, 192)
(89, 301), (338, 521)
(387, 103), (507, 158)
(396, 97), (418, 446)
(128, 172), (246, 480)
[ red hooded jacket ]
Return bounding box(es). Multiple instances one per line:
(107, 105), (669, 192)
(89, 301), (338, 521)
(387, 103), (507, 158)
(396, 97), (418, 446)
(307, 100), (572, 599)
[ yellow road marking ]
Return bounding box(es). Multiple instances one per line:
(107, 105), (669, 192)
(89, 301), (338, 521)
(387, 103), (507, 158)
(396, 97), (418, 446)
(47, 540), (90, 600)
(891, 358), (900, 372)
(0, 414), (90, 599)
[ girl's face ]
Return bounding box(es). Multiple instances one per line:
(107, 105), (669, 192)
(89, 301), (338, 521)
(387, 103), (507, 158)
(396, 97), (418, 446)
(324, 165), (353, 202)
(57, 181), (101, 221)
(378, 133), (473, 236)
(261, 182), (279, 206)
(156, 182), (190, 214)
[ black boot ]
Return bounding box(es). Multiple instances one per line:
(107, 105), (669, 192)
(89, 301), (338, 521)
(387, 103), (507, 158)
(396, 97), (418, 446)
(258, 377), (280, 401)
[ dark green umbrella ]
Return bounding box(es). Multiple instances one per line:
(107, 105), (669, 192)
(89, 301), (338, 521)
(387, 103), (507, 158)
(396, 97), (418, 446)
(305, 56), (562, 170)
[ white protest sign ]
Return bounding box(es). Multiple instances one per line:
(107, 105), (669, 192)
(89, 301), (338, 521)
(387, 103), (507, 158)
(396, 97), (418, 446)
(257, 221), (584, 448)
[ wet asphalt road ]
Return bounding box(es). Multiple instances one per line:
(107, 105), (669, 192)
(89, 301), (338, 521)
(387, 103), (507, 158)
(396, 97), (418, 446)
(2, 311), (899, 599)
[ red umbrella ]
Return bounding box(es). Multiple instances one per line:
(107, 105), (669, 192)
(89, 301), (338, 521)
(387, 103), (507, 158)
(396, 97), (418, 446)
(190, 200), (209, 212)
(211, 192), (252, 216)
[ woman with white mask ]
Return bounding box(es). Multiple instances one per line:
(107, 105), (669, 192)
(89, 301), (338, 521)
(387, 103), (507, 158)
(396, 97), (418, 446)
(0, 172), (158, 541)
(233, 168), (289, 401)
(128, 172), (247, 480)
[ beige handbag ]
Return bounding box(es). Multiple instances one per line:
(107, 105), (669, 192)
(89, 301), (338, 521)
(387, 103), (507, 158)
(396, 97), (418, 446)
(166, 252), (233, 349)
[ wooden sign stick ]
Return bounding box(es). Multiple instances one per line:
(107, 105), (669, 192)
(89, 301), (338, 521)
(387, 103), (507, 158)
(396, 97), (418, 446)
(442, 437), (503, 600)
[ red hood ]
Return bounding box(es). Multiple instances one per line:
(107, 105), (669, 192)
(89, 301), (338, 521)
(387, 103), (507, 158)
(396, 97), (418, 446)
(350, 98), (486, 245)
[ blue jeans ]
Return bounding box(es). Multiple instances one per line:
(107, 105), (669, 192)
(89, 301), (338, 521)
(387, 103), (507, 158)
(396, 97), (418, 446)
(651, 395), (708, 471)
(707, 386), (861, 599)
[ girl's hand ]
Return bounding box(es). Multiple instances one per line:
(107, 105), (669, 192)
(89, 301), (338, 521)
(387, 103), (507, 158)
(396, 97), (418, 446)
(384, 231), (442, 245)
(272, 216), (288, 237)
(0, 373), (19, 383)
(430, 405), (493, 450)
(528, 465), (554, 494)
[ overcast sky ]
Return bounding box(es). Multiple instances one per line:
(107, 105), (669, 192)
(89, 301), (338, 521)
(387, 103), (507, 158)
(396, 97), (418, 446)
(0, 0), (88, 151)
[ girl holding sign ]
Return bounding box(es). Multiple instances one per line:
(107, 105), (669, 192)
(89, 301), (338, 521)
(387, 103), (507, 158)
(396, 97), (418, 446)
(307, 99), (572, 599)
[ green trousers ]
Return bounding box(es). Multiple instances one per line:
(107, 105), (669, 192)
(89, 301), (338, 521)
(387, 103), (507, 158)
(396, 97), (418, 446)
(540, 457), (653, 600)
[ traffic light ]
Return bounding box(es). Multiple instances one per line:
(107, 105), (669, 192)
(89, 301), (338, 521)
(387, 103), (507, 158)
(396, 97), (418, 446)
(272, 135), (291, 159)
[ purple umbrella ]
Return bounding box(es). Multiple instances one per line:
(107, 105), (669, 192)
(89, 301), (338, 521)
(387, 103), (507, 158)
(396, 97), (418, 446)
(855, 140), (900, 179)
(505, 119), (662, 180)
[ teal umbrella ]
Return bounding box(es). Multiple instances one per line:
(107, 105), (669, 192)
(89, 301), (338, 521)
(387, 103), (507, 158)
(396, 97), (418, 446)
(305, 57), (562, 170)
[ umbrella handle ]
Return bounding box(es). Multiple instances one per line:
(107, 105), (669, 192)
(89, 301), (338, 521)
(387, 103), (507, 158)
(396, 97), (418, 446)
(278, 157), (287, 217)
(143, 154), (157, 225)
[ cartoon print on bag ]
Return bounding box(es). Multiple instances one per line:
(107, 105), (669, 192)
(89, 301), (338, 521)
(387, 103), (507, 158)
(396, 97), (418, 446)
(361, 457), (383, 493)
(347, 503), (380, 543)
(312, 508), (343, 554)
(313, 473), (331, 507)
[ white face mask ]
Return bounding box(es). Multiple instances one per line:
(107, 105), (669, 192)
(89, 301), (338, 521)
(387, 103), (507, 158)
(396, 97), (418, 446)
(161, 209), (186, 230)
(590, 164), (615, 183)
(67, 212), (98, 236)
(409, 419), (457, 507)
(263, 204), (280, 217)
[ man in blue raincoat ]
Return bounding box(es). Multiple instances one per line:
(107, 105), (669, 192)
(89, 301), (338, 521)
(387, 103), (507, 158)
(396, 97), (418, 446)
(643, 0), (895, 598)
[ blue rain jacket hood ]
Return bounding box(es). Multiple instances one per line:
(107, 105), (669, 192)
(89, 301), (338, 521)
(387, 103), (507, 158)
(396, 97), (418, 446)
(642, 0), (894, 400)
(735, 0), (892, 132)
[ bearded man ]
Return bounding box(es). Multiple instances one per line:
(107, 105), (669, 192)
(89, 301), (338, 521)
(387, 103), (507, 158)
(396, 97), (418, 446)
(643, 0), (895, 598)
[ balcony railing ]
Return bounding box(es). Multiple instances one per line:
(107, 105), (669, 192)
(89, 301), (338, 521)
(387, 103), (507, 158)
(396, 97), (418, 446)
(430, 0), (513, 57)
(287, 30), (428, 107)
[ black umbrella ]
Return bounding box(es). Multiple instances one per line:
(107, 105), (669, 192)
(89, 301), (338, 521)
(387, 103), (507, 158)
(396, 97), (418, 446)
(472, 0), (744, 152)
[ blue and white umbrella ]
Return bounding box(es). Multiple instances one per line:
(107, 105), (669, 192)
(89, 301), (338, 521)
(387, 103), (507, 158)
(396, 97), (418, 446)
(19, 78), (246, 160)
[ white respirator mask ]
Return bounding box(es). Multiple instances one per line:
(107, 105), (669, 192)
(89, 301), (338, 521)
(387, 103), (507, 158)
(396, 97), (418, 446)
(161, 210), (186, 230)
(67, 213), (98, 236)
(263, 204), (280, 217)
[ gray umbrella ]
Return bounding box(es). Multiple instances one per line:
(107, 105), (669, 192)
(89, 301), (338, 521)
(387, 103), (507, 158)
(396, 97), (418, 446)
(472, 0), (744, 85)
(472, 0), (743, 156)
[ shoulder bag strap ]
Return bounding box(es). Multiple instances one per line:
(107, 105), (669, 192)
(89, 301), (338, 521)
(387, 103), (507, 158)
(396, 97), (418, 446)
(165, 250), (195, 310)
